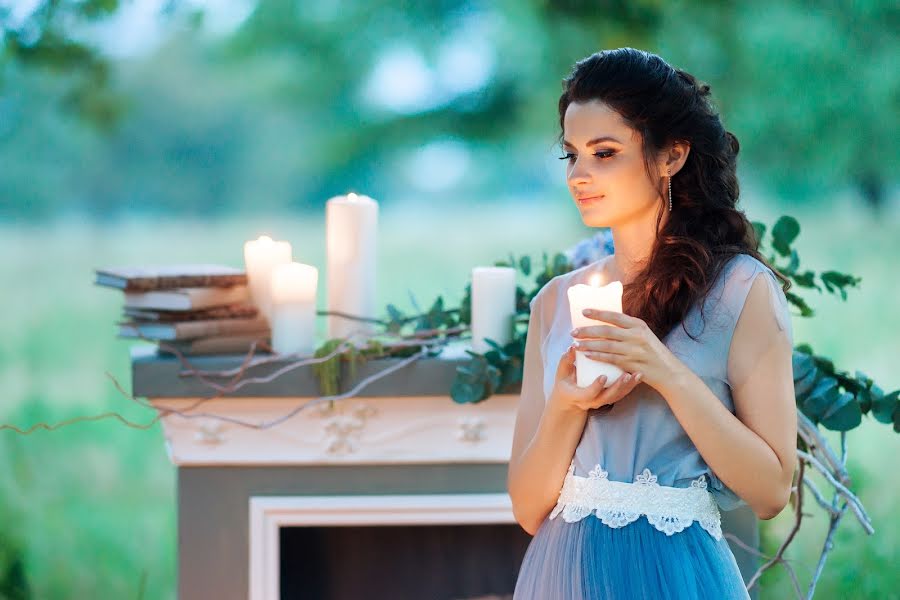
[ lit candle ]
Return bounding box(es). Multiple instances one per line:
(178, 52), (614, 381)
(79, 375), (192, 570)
(325, 192), (378, 343)
(471, 266), (517, 354)
(567, 275), (624, 388)
(270, 262), (318, 355)
(243, 235), (292, 322)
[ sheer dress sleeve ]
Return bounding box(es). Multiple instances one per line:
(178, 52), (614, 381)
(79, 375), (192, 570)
(726, 262), (794, 393)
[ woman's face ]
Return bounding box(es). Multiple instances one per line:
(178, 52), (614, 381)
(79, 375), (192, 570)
(562, 100), (666, 228)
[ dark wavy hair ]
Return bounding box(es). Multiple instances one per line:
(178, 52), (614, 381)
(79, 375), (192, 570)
(558, 48), (790, 341)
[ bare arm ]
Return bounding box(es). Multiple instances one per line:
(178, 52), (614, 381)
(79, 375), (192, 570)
(507, 283), (642, 535)
(656, 272), (797, 519)
(508, 403), (588, 535)
(506, 287), (583, 535)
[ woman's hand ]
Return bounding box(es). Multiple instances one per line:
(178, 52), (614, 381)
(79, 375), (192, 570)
(570, 309), (685, 392)
(547, 345), (643, 415)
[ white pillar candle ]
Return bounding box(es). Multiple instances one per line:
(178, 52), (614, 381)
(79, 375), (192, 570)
(325, 192), (378, 343)
(471, 266), (517, 354)
(243, 235), (292, 322)
(270, 262), (318, 355)
(567, 275), (625, 388)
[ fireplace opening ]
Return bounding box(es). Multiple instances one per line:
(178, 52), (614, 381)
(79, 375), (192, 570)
(279, 523), (530, 599)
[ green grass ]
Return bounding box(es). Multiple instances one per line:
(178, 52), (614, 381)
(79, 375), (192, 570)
(0, 194), (896, 598)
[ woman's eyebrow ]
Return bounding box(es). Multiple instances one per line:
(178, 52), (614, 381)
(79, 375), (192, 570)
(562, 136), (623, 148)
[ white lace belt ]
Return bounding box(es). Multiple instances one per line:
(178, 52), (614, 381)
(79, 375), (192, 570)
(549, 460), (723, 540)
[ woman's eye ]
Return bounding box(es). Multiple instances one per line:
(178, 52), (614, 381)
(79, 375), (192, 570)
(557, 150), (615, 162)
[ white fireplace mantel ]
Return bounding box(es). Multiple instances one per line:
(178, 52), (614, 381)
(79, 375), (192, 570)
(149, 393), (520, 466)
(131, 345), (760, 600)
(250, 493), (516, 600)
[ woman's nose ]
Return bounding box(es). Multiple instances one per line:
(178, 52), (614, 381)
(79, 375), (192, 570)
(567, 158), (592, 185)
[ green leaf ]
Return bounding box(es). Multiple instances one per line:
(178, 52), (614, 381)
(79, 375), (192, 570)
(450, 377), (485, 404)
(519, 255), (532, 276)
(386, 304), (404, 322)
(552, 252), (570, 274)
(872, 389), (898, 424)
(485, 364), (503, 393)
(794, 366), (818, 397)
(791, 270), (818, 289)
(820, 391), (862, 431)
(783, 248), (800, 276)
(820, 271), (861, 301)
(785, 291), (814, 317)
(792, 352), (816, 381)
(771, 216), (800, 256)
(802, 378), (839, 422)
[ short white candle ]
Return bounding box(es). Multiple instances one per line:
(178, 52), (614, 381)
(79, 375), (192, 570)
(471, 266), (517, 354)
(567, 274), (625, 388)
(270, 262), (318, 355)
(325, 192), (378, 343)
(243, 235), (292, 322)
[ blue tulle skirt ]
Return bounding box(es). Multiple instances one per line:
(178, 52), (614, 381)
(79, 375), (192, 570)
(513, 514), (750, 599)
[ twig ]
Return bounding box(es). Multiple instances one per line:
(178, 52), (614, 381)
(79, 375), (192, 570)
(797, 450), (873, 534)
(802, 476), (841, 518)
(724, 533), (803, 597)
(149, 345), (434, 429)
(796, 412), (847, 484)
(746, 460), (805, 597)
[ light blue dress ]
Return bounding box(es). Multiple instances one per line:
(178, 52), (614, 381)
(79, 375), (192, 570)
(511, 253), (793, 599)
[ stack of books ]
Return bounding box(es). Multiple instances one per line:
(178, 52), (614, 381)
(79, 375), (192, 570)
(95, 264), (271, 356)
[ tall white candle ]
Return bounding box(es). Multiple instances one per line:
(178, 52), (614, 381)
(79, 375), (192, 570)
(270, 262), (318, 355)
(325, 192), (378, 343)
(471, 266), (517, 354)
(567, 275), (624, 388)
(243, 235), (292, 323)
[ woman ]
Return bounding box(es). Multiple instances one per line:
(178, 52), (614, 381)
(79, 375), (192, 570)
(508, 48), (797, 599)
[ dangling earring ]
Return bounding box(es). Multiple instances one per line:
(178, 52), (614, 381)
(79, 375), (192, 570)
(667, 167), (673, 212)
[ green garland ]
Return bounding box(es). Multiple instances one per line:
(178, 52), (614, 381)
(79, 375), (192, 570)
(309, 215), (899, 436)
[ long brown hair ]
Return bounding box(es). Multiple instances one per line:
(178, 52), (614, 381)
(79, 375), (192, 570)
(558, 48), (790, 340)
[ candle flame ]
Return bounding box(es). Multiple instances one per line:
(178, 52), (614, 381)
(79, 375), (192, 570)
(347, 192), (359, 202)
(589, 273), (603, 287)
(258, 235), (273, 244)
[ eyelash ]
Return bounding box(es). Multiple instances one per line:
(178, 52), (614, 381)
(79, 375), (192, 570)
(558, 150), (615, 162)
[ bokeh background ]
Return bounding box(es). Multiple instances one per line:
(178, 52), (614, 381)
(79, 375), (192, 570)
(1, 1), (897, 598)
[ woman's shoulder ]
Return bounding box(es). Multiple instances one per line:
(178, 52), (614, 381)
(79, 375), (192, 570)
(717, 253), (780, 294)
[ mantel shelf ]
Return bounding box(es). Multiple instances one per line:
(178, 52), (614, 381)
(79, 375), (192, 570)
(130, 340), (522, 399)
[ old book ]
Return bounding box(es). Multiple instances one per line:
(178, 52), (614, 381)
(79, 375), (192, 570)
(95, 264), (247, 292)
(156, 333), (272, 356)
(123, 303), (258, 322)
(123, 285), (251, 311)
(117, 315), (269, 341)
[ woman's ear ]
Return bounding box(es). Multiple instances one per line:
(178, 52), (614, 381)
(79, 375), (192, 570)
(665, 140), (691, 176)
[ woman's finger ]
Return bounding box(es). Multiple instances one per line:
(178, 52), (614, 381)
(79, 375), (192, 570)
(555, 346), (576, 381)
(575, 339), (627, 355)
(592, 371), (640, 406)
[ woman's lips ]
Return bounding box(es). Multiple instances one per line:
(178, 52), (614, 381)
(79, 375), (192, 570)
(577, 195), (604, 205)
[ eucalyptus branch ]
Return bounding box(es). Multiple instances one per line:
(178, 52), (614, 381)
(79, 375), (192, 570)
(796, 450), (873, 534)
(746, 460), (806, 597)
(796, 412), (848, 484)
(806, 502), (848, 600)
(723, 532), (803, 595)
(802, 476), (842, 518)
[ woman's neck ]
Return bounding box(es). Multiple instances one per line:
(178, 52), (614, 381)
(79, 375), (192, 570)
(610, 223), (656, 285)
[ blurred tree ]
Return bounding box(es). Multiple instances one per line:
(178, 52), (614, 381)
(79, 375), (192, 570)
(0, 0), (896, 219)
(1, 0), (128, 128)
